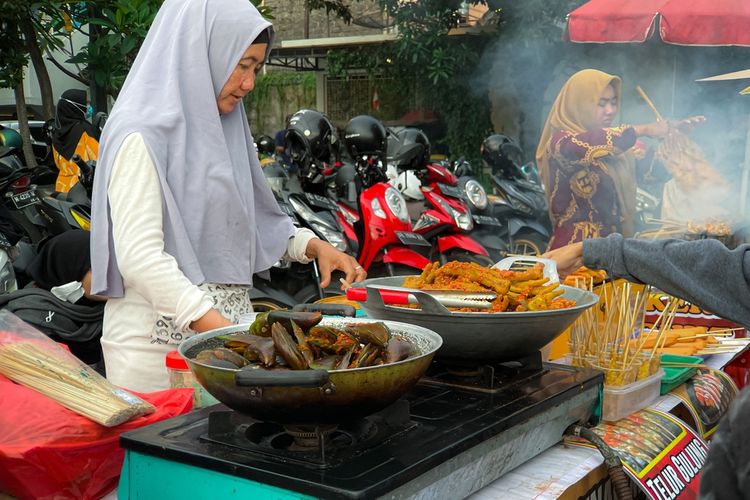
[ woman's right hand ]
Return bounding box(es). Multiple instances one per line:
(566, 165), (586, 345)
(634, 115), (706, 138)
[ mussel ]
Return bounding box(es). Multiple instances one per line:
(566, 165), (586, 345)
(195, 347), (248, 369)
(271, 322), (309, 370)
(249, 310), (323, 337)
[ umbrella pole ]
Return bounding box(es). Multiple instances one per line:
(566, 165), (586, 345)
(741, 115), (750, 215)
(669, 50), (677, 117)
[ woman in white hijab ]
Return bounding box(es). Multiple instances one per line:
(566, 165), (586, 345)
(90, 0), (365, 393)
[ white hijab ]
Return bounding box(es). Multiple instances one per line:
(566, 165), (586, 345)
(90, 0), (294, 297)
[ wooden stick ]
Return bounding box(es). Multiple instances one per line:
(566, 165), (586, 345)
(636, 86), (664, 122)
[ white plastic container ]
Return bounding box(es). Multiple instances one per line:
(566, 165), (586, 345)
(602, 369), (665, 422)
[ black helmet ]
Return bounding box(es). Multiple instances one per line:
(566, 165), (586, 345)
(285, 109), (337, 172)
(256, 134), (275, 155)
(388, 128), (430, 169)
(481, 134), (524, 178)
(343, 115), (387, 162)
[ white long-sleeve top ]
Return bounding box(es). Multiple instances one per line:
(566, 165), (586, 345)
(101, 133), (316, 393)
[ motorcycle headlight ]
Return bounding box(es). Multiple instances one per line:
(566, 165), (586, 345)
(339, 206), (359, 225)
(464, 179), (487, 210)
(412, 212), (440, 232)
(384, 186), (410, 224)
(311, 222), (348, 252)
(434, 195), (473, 231)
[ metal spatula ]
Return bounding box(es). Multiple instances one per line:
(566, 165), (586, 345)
(347, 285), (497, 309)
(492, 255), (560, 283)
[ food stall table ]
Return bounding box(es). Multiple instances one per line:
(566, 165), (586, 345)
(470, 342), (749, 499)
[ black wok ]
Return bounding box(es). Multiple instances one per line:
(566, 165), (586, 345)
(178, 316), (442, 424)
(355, 276), (599, 364)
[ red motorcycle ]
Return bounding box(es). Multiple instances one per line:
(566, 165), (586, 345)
(387, 129), (492, 266)
(337, 117), (431, 276)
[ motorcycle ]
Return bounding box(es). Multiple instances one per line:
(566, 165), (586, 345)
(251, 153), (347, 310)
(34, 154), (93, 233)
(487, 163), (551, 255)
(387, 130), (492, 265)
(339, 157), (431, 276)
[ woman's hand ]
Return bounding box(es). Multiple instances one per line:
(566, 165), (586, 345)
(672, 115), (706, 134)
(305, 238), (367, 288)
(542, 241), (584, 278)
(634, 115), (706, 138)
(190, 309), (234, 332)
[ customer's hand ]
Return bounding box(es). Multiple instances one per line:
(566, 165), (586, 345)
(542, 241), (584, 278)
(305, 239), (367, 288)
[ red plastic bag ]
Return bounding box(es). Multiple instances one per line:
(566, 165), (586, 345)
(0, 373), (193, 500)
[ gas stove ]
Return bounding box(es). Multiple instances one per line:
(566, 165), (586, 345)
(118, 361), (602, 500)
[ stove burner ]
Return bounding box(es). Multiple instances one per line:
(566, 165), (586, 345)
(283, 425), (339, 449)
(201, 399), (416, 469)
(421, 351), (546, 394)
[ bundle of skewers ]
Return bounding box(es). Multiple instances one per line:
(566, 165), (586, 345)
(639, 217), (733, 243)
(569, 281), (665, 386)
(569, 281), (747, 387)
(636, 85), (728, 194)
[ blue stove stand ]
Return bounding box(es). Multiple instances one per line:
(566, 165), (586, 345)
(119, 452), (315, 499)
(117, 363), (603, 500)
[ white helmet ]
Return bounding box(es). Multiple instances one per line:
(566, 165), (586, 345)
(391, 170), (424, 201)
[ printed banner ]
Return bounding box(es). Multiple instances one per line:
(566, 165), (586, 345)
(669, 368), (738, 439)
(645, 294), (746, 335)
(567, 409), (709, 499)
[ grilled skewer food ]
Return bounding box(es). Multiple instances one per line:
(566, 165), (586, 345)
(402, 261), (577, 312)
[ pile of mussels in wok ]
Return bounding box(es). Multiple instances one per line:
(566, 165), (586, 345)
(193, 311), (418, 370)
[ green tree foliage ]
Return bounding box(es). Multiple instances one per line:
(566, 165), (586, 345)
(0, 9), (27, 90)
(0, 1), (56, 167)
(328, 1), (496, 164)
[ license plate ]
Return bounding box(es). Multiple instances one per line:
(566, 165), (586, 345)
(437, 183), (464, 199)
(396, 231), (431, 247)
(473, 214), (503, 226)
(11, 190), (40, 209)
(304, 193), (339, 211)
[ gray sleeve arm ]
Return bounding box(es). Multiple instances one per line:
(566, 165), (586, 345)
(582, 234), (750, 328)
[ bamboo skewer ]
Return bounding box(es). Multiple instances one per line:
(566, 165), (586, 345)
(0, 342), (155, 427)
(636, 85), (664, 122)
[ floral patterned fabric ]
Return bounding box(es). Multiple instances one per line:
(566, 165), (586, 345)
(546, 125), (638, 250)
(152, 283), (253, 345)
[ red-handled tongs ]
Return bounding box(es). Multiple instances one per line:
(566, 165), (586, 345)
(346, 286), (496, 309)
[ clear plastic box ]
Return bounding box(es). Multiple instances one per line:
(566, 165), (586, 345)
(602, 369), (665, 422)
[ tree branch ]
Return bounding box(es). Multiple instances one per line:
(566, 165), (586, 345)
(44, 53), (88, 86)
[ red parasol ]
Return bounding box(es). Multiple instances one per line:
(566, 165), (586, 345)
(568, 0), (750, 46)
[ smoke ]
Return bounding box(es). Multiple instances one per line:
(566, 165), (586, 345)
(474, 22), (750, 231)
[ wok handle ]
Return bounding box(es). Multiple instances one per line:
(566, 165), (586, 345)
(235, 367), (330, 387)
(364, 285), (452, 314)
(346, 287), (411, 305)
(292, 303), (356, 317)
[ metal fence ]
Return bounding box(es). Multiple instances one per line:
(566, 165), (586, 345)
(325, 74), (415, 124)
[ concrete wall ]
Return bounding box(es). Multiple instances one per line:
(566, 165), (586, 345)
(265, 0), (385, 41)
(0, 30), (88, 111)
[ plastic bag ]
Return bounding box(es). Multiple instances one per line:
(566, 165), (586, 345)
(0, 310), (153, 427)
(0, 372), (193, 500)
